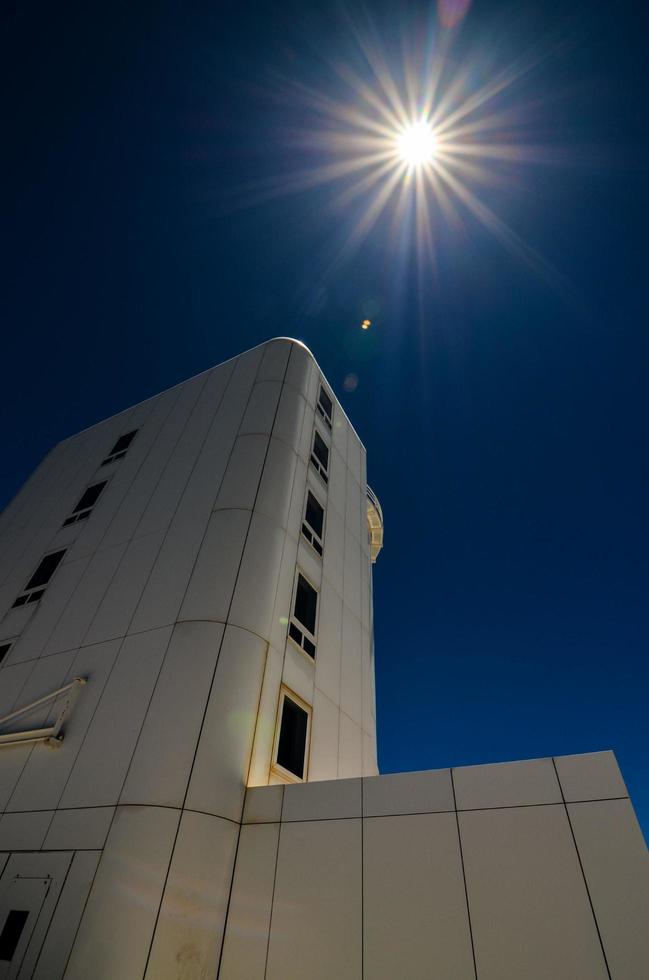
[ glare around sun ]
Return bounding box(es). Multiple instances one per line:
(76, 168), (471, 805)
(397, 121), (438, 166)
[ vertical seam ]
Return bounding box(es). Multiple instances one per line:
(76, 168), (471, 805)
(450, 768), (479, 980)
(552, 757), (612, 979)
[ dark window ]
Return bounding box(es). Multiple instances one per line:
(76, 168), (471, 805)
(109, 431), (137, 456)
(63, 482), (107, 526)
(294, 574), (317, 635)
(310, 430), (329, 482)
(25, 551), (66, 591)
(305, 492), (324, 539)
(317, 386), (333, 428)
(0, 909), (29, 961)
(0, 642), (12, 664)
(302, 491), (324, 556)
(276, 695), (309, 779)
(73, 482), (106, 514)
(101, 430), (138, 465)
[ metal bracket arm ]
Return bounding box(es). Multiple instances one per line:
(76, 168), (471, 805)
(0, 677), (87, 749)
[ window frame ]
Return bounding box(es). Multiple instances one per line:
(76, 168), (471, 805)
(62, 480), (108, 527)
(310, 426), (330, 484)
(101, 429), (138, 466)
(301, 488), (325, 557)
(288, 569), (319, 659)
(316, 384), (334, 430)
(12, 549), (66, 608)
(271, 686), (312, 783)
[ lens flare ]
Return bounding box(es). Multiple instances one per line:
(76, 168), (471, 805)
(397, 121), (438, 166)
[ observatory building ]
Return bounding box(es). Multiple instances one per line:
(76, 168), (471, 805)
(0, 338), (646, 979)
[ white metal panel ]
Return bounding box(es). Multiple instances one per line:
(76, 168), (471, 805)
(273, 386), (306, 453)
(185, 626), (267, 822)
(44, 544), (127, 656)
(64, 805), (180, 980)
(239, 381), (282, 436)
(314, 579), (342, 706)
(285, 344), (314, 401)
(281, 644), (315, 709)
(363, 768), (454, 818)
(99, 378), (203, 549)
(255, 437), (297, 531)
(345, 474), (363, 544)
(179, 509), (249, 625)
(43, 806), (114, 850)
(308, 688), (340, 781)
(453, 757), (562, 810)
(331, 412), (348, 461)
(268, 535), (298, 655)
(362, 730), (377, 777)
(5, 638), (121, 813)
(214, 434), (268, 513)
(84, 531), (164, 645)
(229, 513), (286, 640)
(554, 750), (628, 802)
(60, 626), (172, 808)
(219, 822), (280, 980)
(32, 850), (101, 980)
(340, 606), (362, 725)
(338, 713), (362, 779)
(460, 805), (609, 980)
(327, 447), (346, 519)
(322, 506), (344, 592)
(247, 645), (283, 787)
(144, 811), (238, 980)
(346, 430), (362, 487)
(243, 785), (284, 824)
(0, 810), (53, 850)
(257, 338), (292, 382)
(283, 776), (361, 822)
(266, 818), (362, 980)
(568, 798), (649, 980)
(135, 363), (232, 538)
(342, 537), (362, 622)
(364, 812), (475, 980)
(286, 458), (308, 542)
(120, 621), (225, 808)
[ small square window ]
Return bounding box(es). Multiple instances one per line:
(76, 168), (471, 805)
(302, 491), (324, 556)
(274, 689), (311, 780)
(0, 909), (29, 962)
(317, 385), (333, 429)
(12, 550), (66, 608)
(310, 430), (329, 483)
(63, 481), (107, 527)
(101, 430), (138, 466)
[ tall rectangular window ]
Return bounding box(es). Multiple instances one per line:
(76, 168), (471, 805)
(63, 481), (107, 527)
(288, 572), (318, 658)
(274, 689), (310, 780)
(317, 385), (333, 429)
(101, 429), (138, 466)
(302, 490), (325, 556)
(310, 429), (329, 483)
(12, 549), (66, 608)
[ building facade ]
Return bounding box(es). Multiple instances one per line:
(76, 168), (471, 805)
(0, 338), (646, 979)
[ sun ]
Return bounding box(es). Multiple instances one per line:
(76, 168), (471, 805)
(396, 120), (438, 167)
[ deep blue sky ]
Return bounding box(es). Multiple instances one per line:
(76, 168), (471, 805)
(2, 0), (647, 836)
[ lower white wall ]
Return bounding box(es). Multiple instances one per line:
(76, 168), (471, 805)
(221, 751), (649, 980)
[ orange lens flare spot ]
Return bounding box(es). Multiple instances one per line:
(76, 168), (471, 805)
(361, 319), (371, 329)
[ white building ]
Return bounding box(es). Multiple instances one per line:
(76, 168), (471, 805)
(0, 337), (646, 980)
